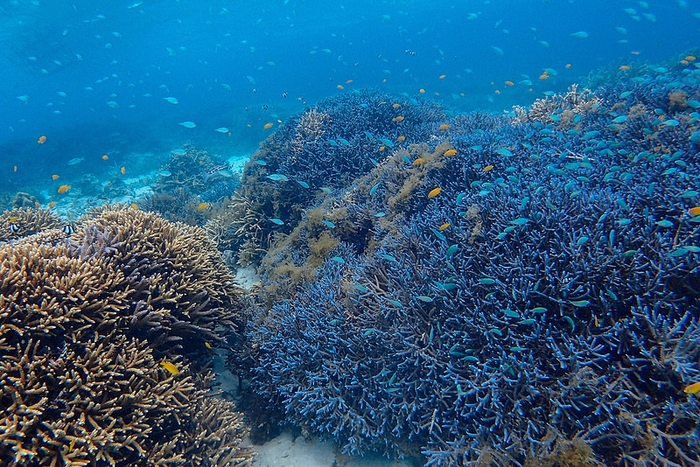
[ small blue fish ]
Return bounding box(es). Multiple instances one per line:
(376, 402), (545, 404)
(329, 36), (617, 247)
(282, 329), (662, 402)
(330, 256), (345, 264)
(510, 217), (529, 225)
(266, 173), (289, 182)
(381, 253), (398, 262)
(416, 295), (434, 303)
(661, 119), (679, 127)
(269, 218), (284, 225)
(296, 180), (310, 188)
(445, 244), (459, 258)
(374, 211), (386, 217)
(322, 220), (336, 229)
(612, 115), (627, 124)
(369, 182), (380, 196)
(254, 159), (267, 166)
(338, 137), (351, 146)
(378, 138), (395, 148)
(495, 148), (513, 157)
(320, 187), (332, 194)
(353, 284), (369, 293)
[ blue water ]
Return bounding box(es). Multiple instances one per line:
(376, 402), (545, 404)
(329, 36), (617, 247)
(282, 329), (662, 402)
(1, 0), (698, 199)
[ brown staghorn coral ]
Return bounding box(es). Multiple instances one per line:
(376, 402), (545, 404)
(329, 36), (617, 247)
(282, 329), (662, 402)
(0, 207), (63, 243)
(0, 207), (252, 467)
(512, 84), (602, 126)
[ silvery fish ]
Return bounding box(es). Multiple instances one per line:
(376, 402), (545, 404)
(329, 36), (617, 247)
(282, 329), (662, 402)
(67, 157), (85, 165)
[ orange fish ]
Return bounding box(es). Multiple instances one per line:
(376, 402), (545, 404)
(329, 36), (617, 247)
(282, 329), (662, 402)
(120, 166), (126, 175)
(130, 203), (139, 210)
(102, 154), (109, 160)
(685, 55), (696, 62)
(427, 187), (442, 199)
(494, 89), (501, 95)
(504, 80), (514, 86)
(688, 206), (700, 217)
(379, 145), (386, 152)
(443, 149), (458, 157)
(438, 124), (450, 130)
(48, 201), (56, 208)
(37, 135), (47, 144)
(196, 202), (211, 211)
(392, 103), (401, 109)
(392, 115), (405, 122)
(438, 223), (450, 231)
(57, 184), (71, 194)
(483, 165), (494, 172)
(419, 88), (426, 94)
(539, 71), (550, 80)
(683, 381), (700, 394)
(51, 174), (60, 180)
(439, 74), (446, 80)
(346, 79), (354, 84)
(397, 135), (406, 142)
(619, 65), (631, 71)
(565, 63), (572, 69)
(263, 122), (273, 130)
(337, 84), (344, 90)
(413, 158), (424, 165)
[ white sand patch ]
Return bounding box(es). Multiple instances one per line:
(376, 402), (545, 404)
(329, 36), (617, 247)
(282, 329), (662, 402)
(236, 266), (261, 290)
(228, 154), (252, 174)
(246, 432), (417, 467)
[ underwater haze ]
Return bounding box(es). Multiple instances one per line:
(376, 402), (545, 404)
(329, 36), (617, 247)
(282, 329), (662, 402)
(1, 0), (699, 199)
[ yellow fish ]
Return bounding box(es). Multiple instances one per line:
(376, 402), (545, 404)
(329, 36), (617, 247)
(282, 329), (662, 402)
(483, 165), (494, 172)
(263, 122), (274, 130)
(51, 174), (60, 180)
(392, 103), (401, 109)
(160, 360), (180, 375)
(443, 149), (457, 157)
(439, 74), (446, 80)
(683, 381), (700, 394)
(438, 123), (450, 130)
(438, 223), (450, 231)
(392, 115), (405, 122)
(197, 202), (211, 211)
(413, 158), (424, 165)
(397, 135), (406, 142)
(688, 206), (700, 217)
(57, 184), (71, 194)
(419, 88), (426, 94)
(427, 187), (442, 199)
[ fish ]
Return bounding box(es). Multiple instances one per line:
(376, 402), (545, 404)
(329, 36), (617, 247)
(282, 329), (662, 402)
(157, 170), (172, 177)
(263, 122), (274, 129)
(427, 187), (442, 199)
(102, 154), (109, 160)
(378, 138), (394, 147)
(48, 201), (56, 208)
(8, 223), (19, 233)
(57, 184), (71, 194)
(443, 149), (457, 157)
(215, 127), (230, 133)
(684, 381), (700, 394)
(266, 173), (289, 182)
(571, 31), (589, 38)
(483, 165), (494, 172)
(67, 157), (85, 165)
(397, 135), (406, 142)
(413, 158), (424, 165)
(392, 116), (405, 122)
(438, 124), (450, 130)
(296, 180), (310, 188)
(689, 207), (700, 216)
(269, 218), (284, 225)
(163, 97), (179, 104)
(438, 223), (450, 231)
(179, 121), (196, 128)
(51, 174), (60, 180)
(196, 202), (210, 211)
(419, 88), (426, 94)
(160, 360), (180, 375)
(322, 220), (336, 229)
(37, 135), (47, 144)
(120, 166), (126, 175)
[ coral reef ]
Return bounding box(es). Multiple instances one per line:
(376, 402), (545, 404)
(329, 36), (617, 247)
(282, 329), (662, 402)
(140, 146), (238, 227)
(0, 207), (63, 242)
(238, 65), (700, 465)
(0, 206), (253, 466)
(216, 88), (448, 265)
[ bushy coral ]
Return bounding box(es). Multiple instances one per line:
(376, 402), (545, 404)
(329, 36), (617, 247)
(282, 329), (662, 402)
(240, 65), (700, 466)
(0, 207), (252, 466)
(216, 89), (448, 265)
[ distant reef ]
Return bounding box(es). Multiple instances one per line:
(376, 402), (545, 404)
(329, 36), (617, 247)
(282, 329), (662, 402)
(230, 57), (700, 466)
(2, 55), (700, 467)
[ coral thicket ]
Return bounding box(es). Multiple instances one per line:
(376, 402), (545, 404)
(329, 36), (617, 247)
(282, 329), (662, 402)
(0, 207), (252, 467)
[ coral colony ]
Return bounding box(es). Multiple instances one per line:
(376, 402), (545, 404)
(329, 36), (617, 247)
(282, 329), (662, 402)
(2, 56), (700, 466)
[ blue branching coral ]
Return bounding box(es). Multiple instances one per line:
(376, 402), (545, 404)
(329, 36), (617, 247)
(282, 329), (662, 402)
(240, 61), (700, 466)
